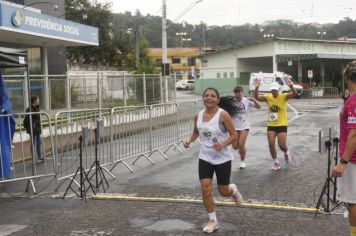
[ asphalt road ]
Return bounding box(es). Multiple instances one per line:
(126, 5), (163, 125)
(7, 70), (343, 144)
(0, 96), (348, 236)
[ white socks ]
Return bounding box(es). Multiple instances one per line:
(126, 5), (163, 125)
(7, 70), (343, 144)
(229, 184), (237, 196)
(274, 159), (280, 165)
(208, 211), (217, 221)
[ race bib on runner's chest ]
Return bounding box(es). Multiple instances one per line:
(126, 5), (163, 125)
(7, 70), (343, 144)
(236, 113), (244, 122)
(199, 128), (214, 141)
(268, 112), (278, 122)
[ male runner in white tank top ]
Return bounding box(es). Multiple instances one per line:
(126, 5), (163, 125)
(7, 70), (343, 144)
(183, 88), (242, 233)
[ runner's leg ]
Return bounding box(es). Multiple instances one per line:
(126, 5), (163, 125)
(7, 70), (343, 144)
(267, 131), (280, 170)
(200, 178), (214, 213)
(267, 131), (277, 160)
(349, 204), (356, 236)
(277, 132), (288, 152)
(238, 130), (248, 162)
(277, 131), (291, 164)
(199, 159), (219, 233)
(216, 161), (242, 205)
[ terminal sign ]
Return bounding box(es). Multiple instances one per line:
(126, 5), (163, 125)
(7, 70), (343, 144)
(308, 70), (313, 78)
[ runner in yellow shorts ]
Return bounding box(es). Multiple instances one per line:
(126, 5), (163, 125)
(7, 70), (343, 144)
(254, 77), (296, 171)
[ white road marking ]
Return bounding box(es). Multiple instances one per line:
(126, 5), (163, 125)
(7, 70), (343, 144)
(0, 224), (27, 236)
(287, 103), (302, 123)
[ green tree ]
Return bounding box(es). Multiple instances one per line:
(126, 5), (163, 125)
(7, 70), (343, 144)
(65, 0), (121, 67)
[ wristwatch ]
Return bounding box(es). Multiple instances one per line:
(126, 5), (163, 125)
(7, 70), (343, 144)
(340, 158), (349, 164)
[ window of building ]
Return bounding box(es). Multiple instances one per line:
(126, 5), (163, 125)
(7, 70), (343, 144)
(3, 48), (42, 75)
(276, 77), (284, 85)
(188, 57), (196, 66)
(217, 73), (221, 78)
(223, 72), (228, 78)
(172, 58), (181, 64)
(155, 59), (162, 66)
(230, 72), (234, 78)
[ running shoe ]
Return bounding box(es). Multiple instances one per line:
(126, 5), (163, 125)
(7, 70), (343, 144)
(203, 220), (219, 233)
(230, 183), (243, 205)
(240, 161), (246, 169)
(271, 163), (281, 171)
(284, 151), (292, 165)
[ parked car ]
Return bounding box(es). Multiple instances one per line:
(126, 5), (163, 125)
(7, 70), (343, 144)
(249, 72), (303, 98)
(176, 80), (195, 90)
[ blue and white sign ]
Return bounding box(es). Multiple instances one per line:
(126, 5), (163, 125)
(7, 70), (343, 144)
(0, 2), (98, 46)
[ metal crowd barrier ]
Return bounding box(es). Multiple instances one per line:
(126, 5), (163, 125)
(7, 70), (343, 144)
(55, 101), (200, 182)
(110, 105), (152, 172)
(1, 100), (202, 193)
(109, 103), (186, 172)
(176, 101), (199, 143)
(302, 87), (339, 99)
(0, 112), (56, 194)
(54, 108), (113, 187)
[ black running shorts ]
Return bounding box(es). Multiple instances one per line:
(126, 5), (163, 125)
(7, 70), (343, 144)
(267, 126), (287, 133)
(198, 159), (231, 185)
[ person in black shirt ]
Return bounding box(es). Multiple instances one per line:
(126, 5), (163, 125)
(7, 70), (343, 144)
(23, 96), (43, 162)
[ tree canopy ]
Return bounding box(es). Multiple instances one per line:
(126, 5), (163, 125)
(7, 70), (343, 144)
(65, 0), (356, 70)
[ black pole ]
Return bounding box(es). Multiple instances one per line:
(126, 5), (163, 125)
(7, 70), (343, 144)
(79, 136), (83, 198)
(333, 137), (339, 203)
(26, 66), (35, 181)
(326, 140), (331, 212)
(95, 128), (99, 189)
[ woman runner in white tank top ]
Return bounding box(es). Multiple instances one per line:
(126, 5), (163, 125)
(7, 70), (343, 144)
(183, 88), (243, 234)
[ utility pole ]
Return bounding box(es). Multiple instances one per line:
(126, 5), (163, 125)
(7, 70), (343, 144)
(162, 0), (169, 103)
(161, 0), (203, 102)
(135, 26), (142, 69)
(202, 22), (206, 55)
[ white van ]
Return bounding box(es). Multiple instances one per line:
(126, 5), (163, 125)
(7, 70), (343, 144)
(249, 72), (303, 98)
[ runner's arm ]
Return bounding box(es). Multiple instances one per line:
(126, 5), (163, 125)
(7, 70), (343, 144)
(183, 114), (199, 147)
(213, 111), (237, 151)
(332, 103), (356, 177)
(341, 129), (356, 162)
(248, 97), (261, 109)
(254, 80), (267, 102)
(286, 79), (297, 100)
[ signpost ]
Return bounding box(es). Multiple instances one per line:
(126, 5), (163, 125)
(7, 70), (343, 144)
(308, 70), (313, 87)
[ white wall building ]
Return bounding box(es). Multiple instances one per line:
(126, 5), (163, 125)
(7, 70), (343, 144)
(200, 38), (356, 91)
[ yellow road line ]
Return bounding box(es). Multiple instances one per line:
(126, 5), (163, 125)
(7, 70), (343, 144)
(93, 194), (318, 213)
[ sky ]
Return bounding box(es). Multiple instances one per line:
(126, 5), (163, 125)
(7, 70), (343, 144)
(98, 0), (356, 26)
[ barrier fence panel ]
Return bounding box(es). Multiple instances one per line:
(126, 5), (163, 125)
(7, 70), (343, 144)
(302, 87), (339, 99)
(145, 74), (162, 104)
(48, 76), (67, 110)
(0, 112), (56, 194)
(149, 103), (181, 156)
(68, 73), (100, 109)
(110, 106), (152, 171)
(196, 99), (204, 111)
(168, 75), (176, 102)
(3, 72), (174, 112)
(55, 108), (112, 183)
(102, 74), (125, 108)
(176, 101), (199, 143)
(1, 99), (204, 194)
